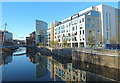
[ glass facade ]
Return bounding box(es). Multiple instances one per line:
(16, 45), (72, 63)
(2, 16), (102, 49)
(36, 20), (48, 45)
(87, 18), (91, 22)
(86, 24), (89, 28)
(90, 10), (100, 17)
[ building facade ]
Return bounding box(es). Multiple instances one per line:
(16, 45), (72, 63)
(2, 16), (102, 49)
(96, 4), (119, 48)
(0, 30), (13, 46)
(29, 31), (35, 45)
(36, 20), (48, 46)
(54, 4), (119, 48)
(47, 22), (55, 46)
(26, 31), (35, 46)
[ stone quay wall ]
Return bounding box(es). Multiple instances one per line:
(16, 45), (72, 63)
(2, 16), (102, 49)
(72, 48), (120, 69)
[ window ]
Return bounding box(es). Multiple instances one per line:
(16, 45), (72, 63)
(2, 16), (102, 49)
(66, 24), (68, 27)
(92, 24), (94, 28)
(75, 32), (77, 35)
(72, 27), (74, 30)
(83, 30), (84, 34)
(92, 18), (94, 23)
(68, 33), (70, 36)
(69, 23), (71, 26)
(58, 39), (60, 42)
(87, 18), (91, 22)
(80, 30), (81, 35)
(82, 18), (84, 22)
(79, 20), (81, 23)
(86, 24), (89, 28)
(75, 37), (77, 41)
(76, 26), (77, 30)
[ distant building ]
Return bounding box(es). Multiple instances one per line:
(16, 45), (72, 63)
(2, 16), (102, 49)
(36, 20), (48, 46)
(4, 31), (13, 42)
(0, 30), (13, 46)
(29, 31), (35, 45)
(26, 37), (30, 45)
(0, 30), (13, 42)
(26, 31), (35, 46)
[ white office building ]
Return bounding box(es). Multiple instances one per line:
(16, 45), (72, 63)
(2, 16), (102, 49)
(54, 4), (119, 48)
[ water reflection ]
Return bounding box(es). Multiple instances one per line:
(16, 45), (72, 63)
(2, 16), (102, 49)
(72, 60), (120, 82)
(47, 56), (119, 82)
(0, 52), (13, 65)
(0, 47), (119, 82)
(35, 55), (48, 79)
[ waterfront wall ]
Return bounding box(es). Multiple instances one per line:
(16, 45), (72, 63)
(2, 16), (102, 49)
(36, 46), (120, 69)
(51, 48), (72, 59)
(27, 46), (52, 56)
(72, 49), (120, 69)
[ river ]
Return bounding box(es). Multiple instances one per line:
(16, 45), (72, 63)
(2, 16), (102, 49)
(0, 47), (119, 83)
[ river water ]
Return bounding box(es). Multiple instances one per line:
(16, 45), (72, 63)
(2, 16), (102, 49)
(0, 47), (119, 83)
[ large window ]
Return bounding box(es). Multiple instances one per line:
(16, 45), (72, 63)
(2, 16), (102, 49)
(72, 27), (74, 31)
(86, 24), (89, 28)
(83, 30), (84, 34)
(92, 18), (94, 23)
(87, 18), (91, 22)
(79, 20), (81, 23)
(82, 18), (84, 22)
(90, 10), (100, 17)
(92, 24), (94, 28)
(80, 30), (81, 35)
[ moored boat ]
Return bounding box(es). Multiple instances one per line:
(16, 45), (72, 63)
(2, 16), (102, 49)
(2, 46), (12, 52)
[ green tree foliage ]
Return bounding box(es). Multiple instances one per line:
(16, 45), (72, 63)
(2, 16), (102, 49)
(62, 40), (67, 47)
(54, 41), (59, 46)
(39, 42), (44, 46)
(50, 40), (54, 46)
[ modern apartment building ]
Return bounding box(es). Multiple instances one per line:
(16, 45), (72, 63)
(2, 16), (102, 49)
(47, 21), (59, 46)
(36, 20), (48, 46)
(47, 23), (54, 46)
(54, 4), (119, 48)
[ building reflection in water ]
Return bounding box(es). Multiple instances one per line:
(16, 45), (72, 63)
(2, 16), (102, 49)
(35, 55), (48, 79)
(26, 47), (36, 64)
(47, 56), (119, 82)
(47, 56), (86, 82)
(20, 47), (119, 82)
(26, 47), (48, 79)
(0, 52), (13, 65)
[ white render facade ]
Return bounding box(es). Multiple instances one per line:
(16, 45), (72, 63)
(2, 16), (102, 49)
(54, 4), (119, 48)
